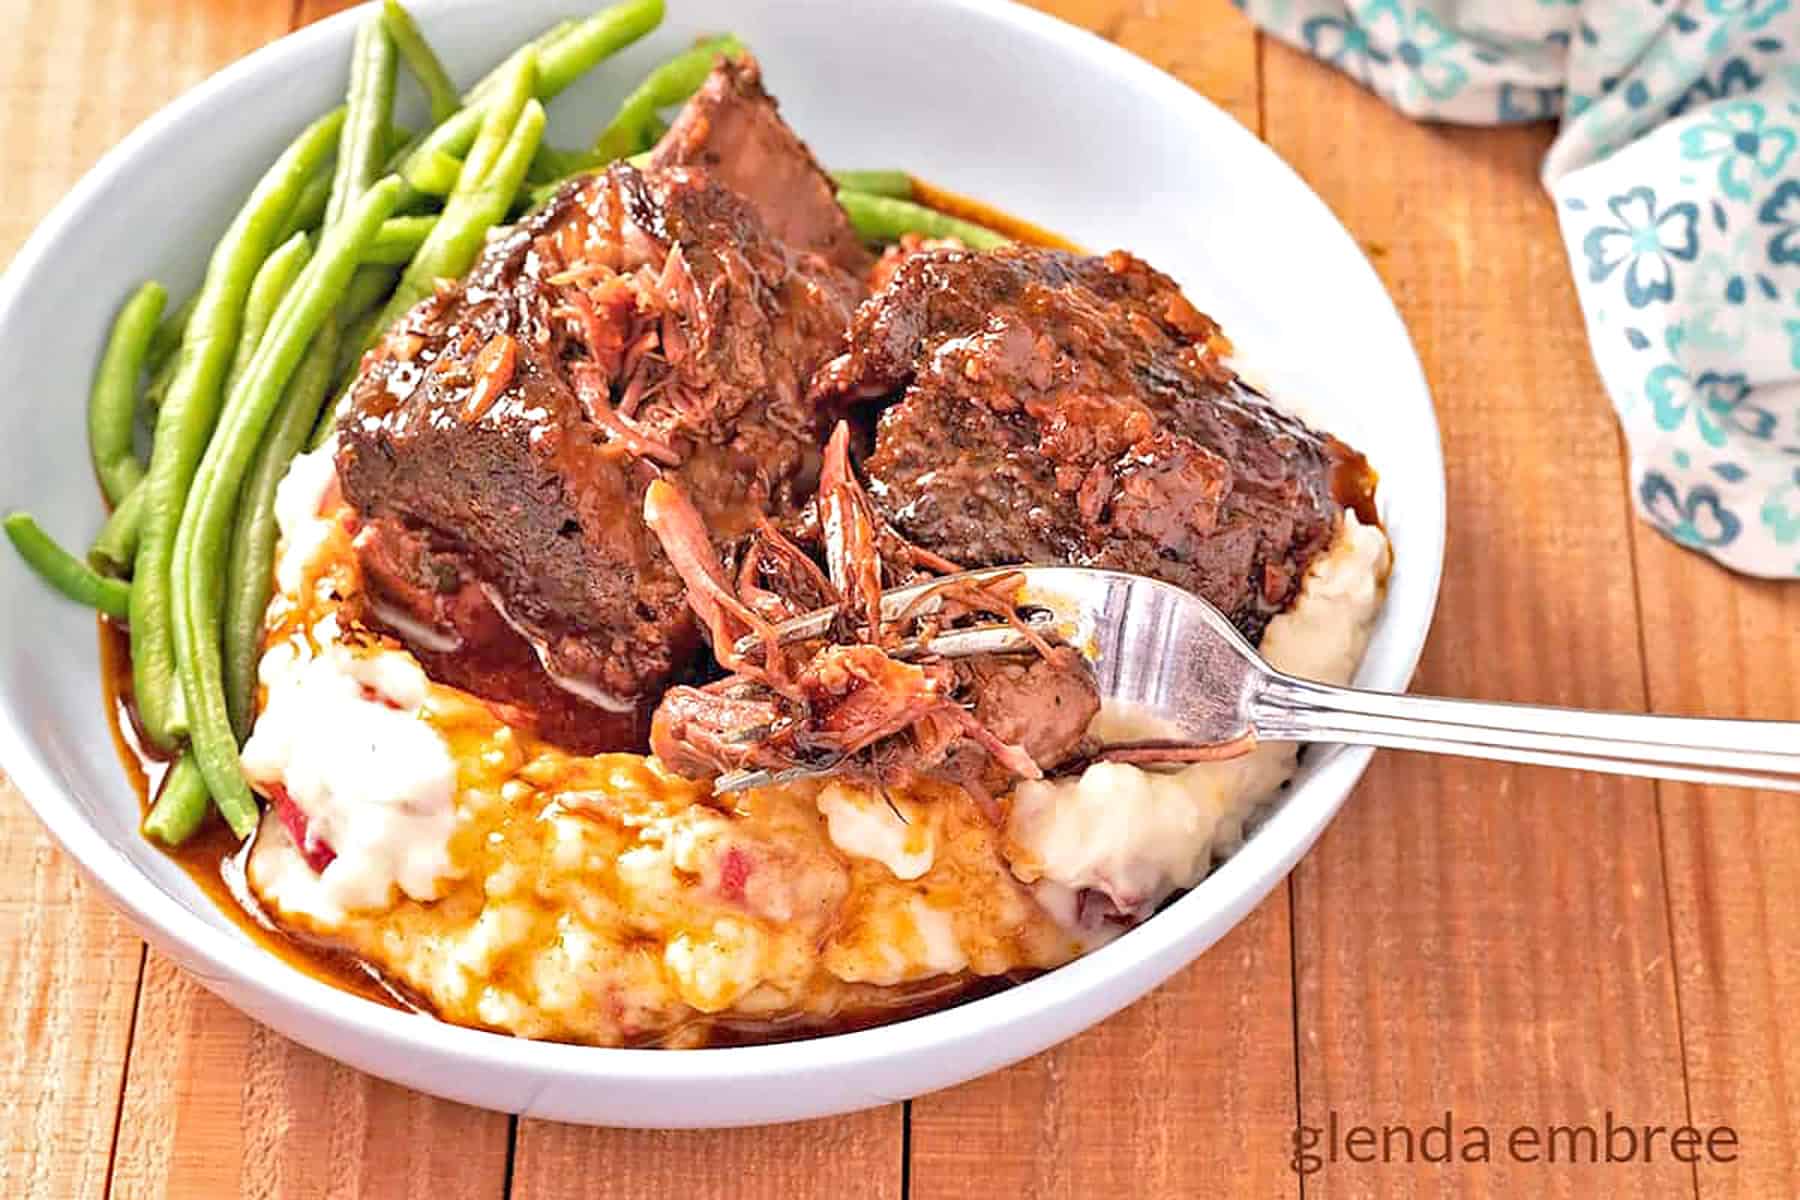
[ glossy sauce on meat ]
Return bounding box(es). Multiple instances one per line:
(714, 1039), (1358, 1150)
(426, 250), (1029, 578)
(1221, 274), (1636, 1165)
(336, 163), (864, 752)
(115, 53), (1383, 1044)
(816, 246), (1377, 643)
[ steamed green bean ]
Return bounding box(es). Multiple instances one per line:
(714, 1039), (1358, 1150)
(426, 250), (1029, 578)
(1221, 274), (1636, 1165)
(142, 752), (210, 846)
(362, 215), (438, 264)
(327, 14), (398, 229)
(89, 485), (145, 577)
(277, 164), (333, 242)
(226, 231), (312, 394)
(171, 175), (401, 837)
(379, 65), (539, 331)
(591, 33), (741, 163)
(402, 0), (662, 194)
(145, 294), (195, 375)
(836, 189), (1010, 250)
(143, 351), (176, 415)
(130, 107), (344, 749)
(223, 318), (341, 739)
(89, 281), (165, 505)
(831, 169), (912, 198)
(340, 264), (399, 322)
(382, 0), (458, 123)
(5, 512), (131, 619)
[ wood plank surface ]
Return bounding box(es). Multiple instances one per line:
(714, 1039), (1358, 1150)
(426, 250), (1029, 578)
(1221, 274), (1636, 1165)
(97, 4), (510, 1198)
(110, 956), (510, 1200)
(0, 2), (302, 1196)
(510, 1111), (904, 1200)
(3, 1), (1797, 1197)
(906, 6), (1303, 1198)
(1637, 535), (1800, 1196)
(1259, 36), (1696, 1200)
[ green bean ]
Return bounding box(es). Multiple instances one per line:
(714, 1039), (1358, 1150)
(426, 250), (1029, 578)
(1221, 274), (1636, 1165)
(89, 486), (145, 577)
(466, 18), (574, 103)
(278, 125), (410, 240)
(223, 318), (341, 739)
(332, 307), (384, 393)
(5, 512), (132, 619)
(142, 752), (210, 846)
(276, 162), (334, 243)
(835, 189), (1010, 250)
(327, 15), (398, 230)
(227, 231), (313, 394)
(378, 94), (540, 332)
(131, 107), (344, 749)
(402, 0), (662, 194)
(89, 281), (166, 504)
(536, 0), (664, 98)
(143, 353), (175, 416)
(171, 175), (401, 838)
(382, 0), (458, 124)
(831, 169), (912, 199)
(525, 32), (732, 187)
(462, 52), (536, 192)
(540, 21), (726, 186)
(526, 176), (562, 209)
(592, 33), (740, 162)
(341, 264), (399, 323)
(146, 294), (195, 375)
(527, 143), (591, 185)
(473, 100), (548, 209)
(361, 214), (438, 264)
(404, 149), (464, 195)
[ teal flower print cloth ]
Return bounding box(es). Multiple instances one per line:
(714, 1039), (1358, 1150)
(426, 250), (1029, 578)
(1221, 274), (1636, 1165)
(1245, 0), (1800, 576)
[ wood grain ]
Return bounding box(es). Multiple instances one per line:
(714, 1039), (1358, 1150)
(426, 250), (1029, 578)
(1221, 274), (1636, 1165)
(510, 1110), (903, 1200)
(6, 0), (1796, 1195)
(0, 777), (141, 1200)
(907, 5), (1298, 1196)
(0, 2), (304, 1196)
(109, 955), (510, 1200)
(1635, 536), (1800, 1196)
(1261, 36), (1696, 1199)
(97, 5), (512, 1198)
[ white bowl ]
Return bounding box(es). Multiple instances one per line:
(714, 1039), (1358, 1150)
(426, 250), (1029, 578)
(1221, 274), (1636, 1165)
(0, 0), (1443, 1127)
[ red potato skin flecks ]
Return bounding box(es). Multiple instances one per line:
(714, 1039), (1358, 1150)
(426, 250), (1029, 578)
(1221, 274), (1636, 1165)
(268, 783), (335, 873)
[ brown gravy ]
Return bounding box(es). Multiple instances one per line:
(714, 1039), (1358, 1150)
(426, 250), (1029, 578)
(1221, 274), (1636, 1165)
(101, 618), (421, 1012)
(102, 616), (1036, 1046)
(96, 193), (1083, 1047)
(910, 177), (1084, 252)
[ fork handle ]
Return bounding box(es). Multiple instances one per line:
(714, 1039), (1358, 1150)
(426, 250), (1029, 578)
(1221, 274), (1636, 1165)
(1254, 676), (1800, 793)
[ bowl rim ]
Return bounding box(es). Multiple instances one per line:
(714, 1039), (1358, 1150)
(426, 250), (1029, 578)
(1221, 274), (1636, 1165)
(0, 0), (1445, 1090)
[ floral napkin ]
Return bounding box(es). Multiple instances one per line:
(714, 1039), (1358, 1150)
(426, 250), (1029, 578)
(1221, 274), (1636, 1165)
(1240, 0), (1800, 577)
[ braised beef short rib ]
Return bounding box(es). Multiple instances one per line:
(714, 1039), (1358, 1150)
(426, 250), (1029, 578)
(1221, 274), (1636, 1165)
(336, 59), (865, 751)
(335, 56), (1378, 765)
(812, 246), (1378, 643)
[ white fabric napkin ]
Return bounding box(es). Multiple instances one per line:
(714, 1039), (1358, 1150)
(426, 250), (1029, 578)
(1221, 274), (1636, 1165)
(1243, 0), (1800, 576)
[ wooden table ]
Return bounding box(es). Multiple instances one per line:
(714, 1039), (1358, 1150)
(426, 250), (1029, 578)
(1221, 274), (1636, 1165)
(3, 1), (1796, 1196)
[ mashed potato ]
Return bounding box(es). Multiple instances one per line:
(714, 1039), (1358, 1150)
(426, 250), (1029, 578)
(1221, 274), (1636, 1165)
(241, 443), (1388, 1045)
(1004, 514), (1391, 929)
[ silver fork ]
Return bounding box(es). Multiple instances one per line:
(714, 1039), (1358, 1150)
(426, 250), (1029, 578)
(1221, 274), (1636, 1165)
(714, 565), (1800, 794)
